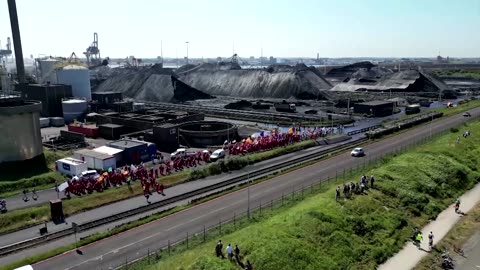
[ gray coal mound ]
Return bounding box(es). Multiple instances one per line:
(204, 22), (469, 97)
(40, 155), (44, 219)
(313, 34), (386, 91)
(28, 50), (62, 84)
(178, 63), (333, 99)
(171, 76), (214, 102)
(93, 64), (212, 103)
(326, 61), (376, 79)
(332, 69), (451, 93)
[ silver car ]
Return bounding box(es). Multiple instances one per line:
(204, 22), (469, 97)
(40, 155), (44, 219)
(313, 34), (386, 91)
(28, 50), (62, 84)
(351, 147), (365, 157)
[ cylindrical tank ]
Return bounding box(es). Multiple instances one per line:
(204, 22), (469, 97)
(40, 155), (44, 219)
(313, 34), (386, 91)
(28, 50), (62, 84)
(39, 117), (50, 128)
(56, 65), (91, 101)
(49, 117), (65, 127)
(62, 99), (88, 124)
(0, 100), (43, 163)
(38, 58), (59, 84)
(0, 67), (11, 92)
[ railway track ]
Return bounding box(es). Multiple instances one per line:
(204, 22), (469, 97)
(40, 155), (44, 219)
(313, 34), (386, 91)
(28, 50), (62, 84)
(142, 101), (350, 124)
(0, 137), (367, 257)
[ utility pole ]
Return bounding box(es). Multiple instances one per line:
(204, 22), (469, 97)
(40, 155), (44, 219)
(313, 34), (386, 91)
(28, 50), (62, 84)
(185, 41), (189, 64)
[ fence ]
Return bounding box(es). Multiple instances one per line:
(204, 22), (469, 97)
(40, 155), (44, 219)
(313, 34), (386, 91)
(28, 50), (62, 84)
(115, 116), (469, 270)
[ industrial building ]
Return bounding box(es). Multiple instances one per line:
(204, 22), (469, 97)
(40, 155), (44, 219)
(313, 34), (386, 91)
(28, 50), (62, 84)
(95, 109), (204, 138)
(74, 149), (116, 170)
(354, 101), (395, 117)
(91, 92), (133, 113)
(107, 139), (152, 165)
(19, 84), (72, 117)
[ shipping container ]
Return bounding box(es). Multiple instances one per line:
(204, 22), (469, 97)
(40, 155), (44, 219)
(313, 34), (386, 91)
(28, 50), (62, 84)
(93, 146), (124, 163)
(74, 149), (116, 171)
(68, 123), (99, 138)
(98, 124), (125, 140)
(108, 139), (149, 165)
(55, 157), (88, 176)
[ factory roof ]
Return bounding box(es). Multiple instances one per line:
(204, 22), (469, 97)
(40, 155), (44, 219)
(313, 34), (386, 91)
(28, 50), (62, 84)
(99, 123), (124, 128)
(92, 91), (120, 95)
(356, 100), (394, 106)
(93, 146), (124, 156)
(57, 157), (86, 165)
(109, 139), (147, 149)
(75, 149), (114, 160)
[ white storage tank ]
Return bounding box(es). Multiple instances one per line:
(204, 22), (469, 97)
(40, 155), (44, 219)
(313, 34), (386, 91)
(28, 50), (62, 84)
(56, 65), (91, 101)
(49, 117), (65, 127)
(38, 58), (59, 84)
(62, 99), (87, 124)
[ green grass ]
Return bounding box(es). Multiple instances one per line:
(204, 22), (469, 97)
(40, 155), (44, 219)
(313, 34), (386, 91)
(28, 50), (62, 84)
(0, 148), (71, 197)
(129, 121), (480, 270)
(434, 69), (480, 80)
(0, 139), (318, 234)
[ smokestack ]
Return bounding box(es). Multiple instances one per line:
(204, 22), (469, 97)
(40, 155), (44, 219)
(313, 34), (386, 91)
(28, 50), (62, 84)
(7, 0), (26, 84)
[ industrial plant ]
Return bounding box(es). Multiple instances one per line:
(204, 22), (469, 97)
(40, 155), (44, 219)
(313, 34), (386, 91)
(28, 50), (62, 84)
(1, 0), (479, 178)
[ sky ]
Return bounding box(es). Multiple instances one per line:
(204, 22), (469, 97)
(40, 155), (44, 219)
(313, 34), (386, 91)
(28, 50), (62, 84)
(0, 0), (479, 59)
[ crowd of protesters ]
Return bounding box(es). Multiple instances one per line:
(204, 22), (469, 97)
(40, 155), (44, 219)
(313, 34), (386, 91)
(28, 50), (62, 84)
(335, 175), (375, 202)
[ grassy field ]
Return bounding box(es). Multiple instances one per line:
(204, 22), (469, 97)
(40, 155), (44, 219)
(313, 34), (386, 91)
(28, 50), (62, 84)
(415, 202), (480, 270)
(0, 140), (318, 234)
(128, 121), (480, 270)
(0, 148), (70, 197)
(434, 69), (480, 80)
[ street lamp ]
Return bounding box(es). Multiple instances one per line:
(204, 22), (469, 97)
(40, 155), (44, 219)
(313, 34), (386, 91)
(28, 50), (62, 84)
(243, 167), (251, 218)
(185, 41), (189, 64)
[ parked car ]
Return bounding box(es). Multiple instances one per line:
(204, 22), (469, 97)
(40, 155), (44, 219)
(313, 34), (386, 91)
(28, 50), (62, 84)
(351, 147), (365, 157)
(171, 148), (196, 159)
(463, 112), (471, 117)
(210, 149), (226, 162)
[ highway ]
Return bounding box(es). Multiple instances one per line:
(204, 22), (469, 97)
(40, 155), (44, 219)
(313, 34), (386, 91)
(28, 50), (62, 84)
(22, 108), (479, 270)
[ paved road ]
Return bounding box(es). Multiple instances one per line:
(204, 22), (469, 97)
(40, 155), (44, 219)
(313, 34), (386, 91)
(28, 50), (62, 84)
(0, 135), (358, 249)
(456, 232), (480, 270)
(22, 108), (479, 270)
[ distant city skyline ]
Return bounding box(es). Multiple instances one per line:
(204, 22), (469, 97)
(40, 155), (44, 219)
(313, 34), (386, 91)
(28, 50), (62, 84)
(0, 0), (479, 59)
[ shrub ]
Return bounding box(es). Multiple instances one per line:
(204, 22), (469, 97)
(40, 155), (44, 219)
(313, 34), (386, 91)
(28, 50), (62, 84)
(450, 127), (459, 133)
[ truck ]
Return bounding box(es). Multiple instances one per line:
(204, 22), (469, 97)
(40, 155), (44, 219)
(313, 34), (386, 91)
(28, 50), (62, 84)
(56, 157), (88, 177)
(274, 101), (296, 113)
(74, 149), (116, 171)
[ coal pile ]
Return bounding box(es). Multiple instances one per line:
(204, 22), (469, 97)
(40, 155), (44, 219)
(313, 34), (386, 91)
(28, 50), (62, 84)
(93, 64), (212, 103)
(178, 63), (333, 99)
(326, 61), (376, 80)
(331, 69), (451, 93)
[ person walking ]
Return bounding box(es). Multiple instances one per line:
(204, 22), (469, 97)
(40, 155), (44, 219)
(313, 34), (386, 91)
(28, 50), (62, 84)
(245, 260), (253, 270)
(428, 231), (434, 251)
(370, 175), (375, 188)
(335, 186), (340, 202)
(415, 231), (423, 249)
(234, 244), (240, 261)
(215, 240), (224, 258)
(455, 199), (461, 213)
(226, 243), (233, 260)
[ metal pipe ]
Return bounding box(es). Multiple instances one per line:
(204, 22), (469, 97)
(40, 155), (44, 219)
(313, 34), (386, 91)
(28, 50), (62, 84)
(7, 0), (26, 84)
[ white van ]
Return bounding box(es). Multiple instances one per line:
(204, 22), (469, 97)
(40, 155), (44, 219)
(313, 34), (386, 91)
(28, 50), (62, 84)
(210, 149), (225, 162)
(171, 148), (186, 158)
